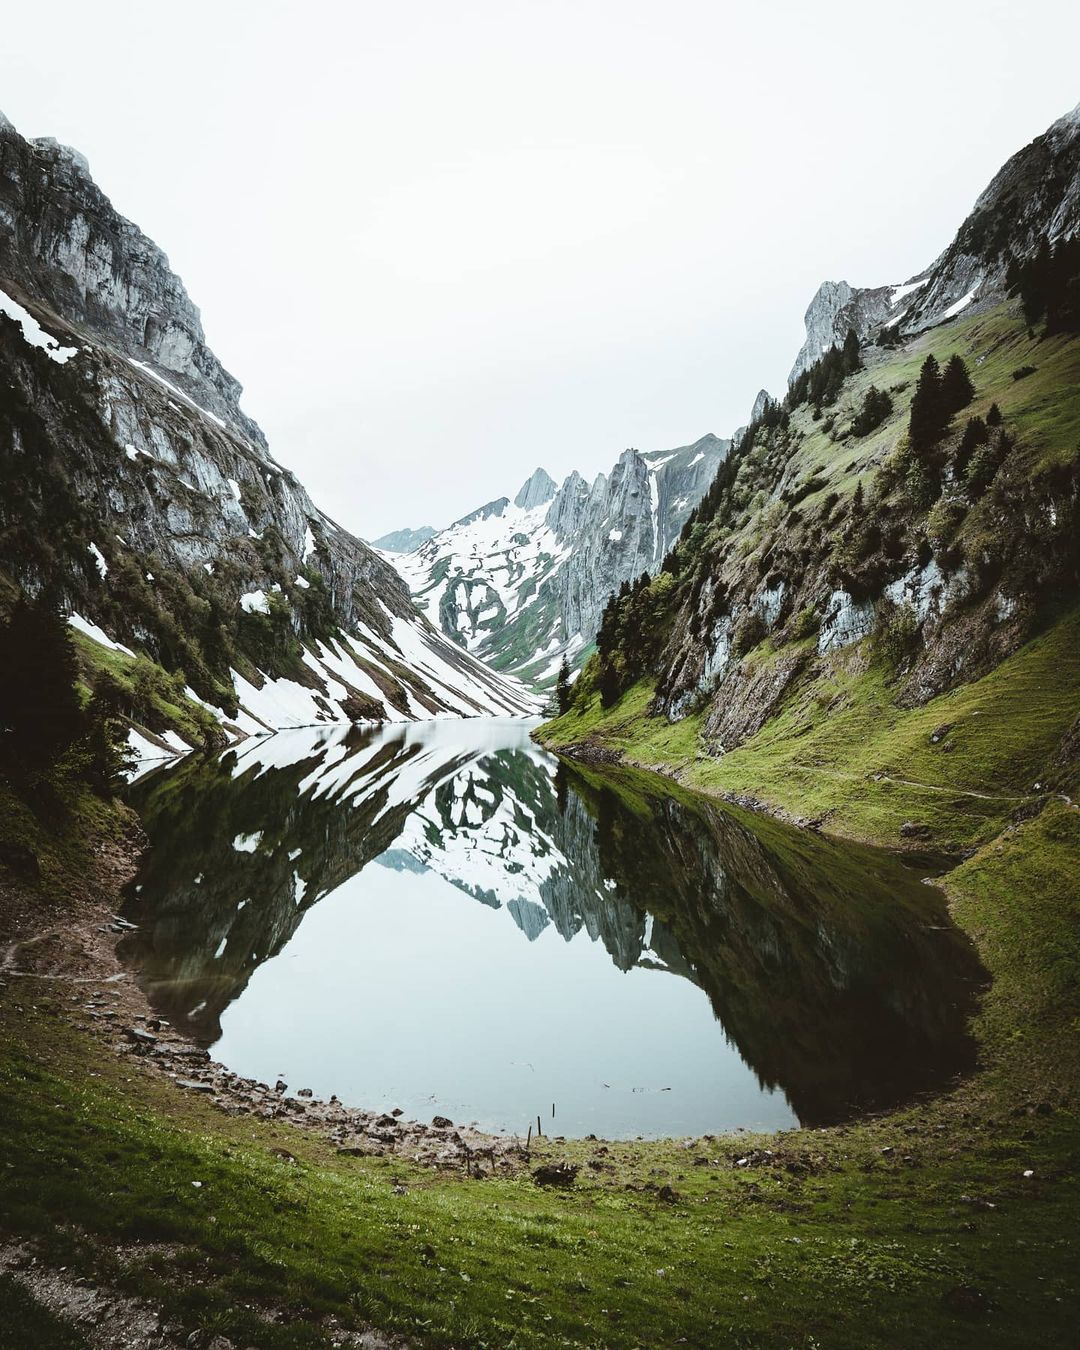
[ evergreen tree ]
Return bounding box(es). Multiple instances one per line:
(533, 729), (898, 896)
(940, 354), (975, 414)
(908, 354), (947, 454)
(555, 656), (572, 715)
(986, 402), (1003, 427)
(851, 385), (893, 437)
(852, 479), (865, 515)
(954, 416), (988, 479)
(841, 327), (862, 374)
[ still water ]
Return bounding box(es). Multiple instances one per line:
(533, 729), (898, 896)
(121, 718), (983, 1138)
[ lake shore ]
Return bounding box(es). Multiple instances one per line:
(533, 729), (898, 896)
(1, 753), (1078, 1347)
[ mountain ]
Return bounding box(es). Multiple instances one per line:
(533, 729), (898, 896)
(387, 434), (730, 687)
(545, 102), (1080, 831)
(790, 103), (1080, 380)
(369, 525), (437, 554)
(0, 114), (536, 760)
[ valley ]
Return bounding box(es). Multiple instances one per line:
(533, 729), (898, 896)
(0, 79), (1078, 1350)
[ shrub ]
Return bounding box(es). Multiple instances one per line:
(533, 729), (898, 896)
(851, 385), (894, 437)
(874, 599), (920, 674)
(731, 610), (768, 657)
(790, 605), (820, 640)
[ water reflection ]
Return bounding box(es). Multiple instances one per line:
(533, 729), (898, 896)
(121, 719), (983, 1136)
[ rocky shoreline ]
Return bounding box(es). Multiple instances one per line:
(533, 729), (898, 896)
(2, 818), (532, 1181)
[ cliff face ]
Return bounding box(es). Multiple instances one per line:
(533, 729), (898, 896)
(0, 114), (536, 745)
(565, 102), (1080, 772)
(389, 433), (730, 687)
(787, 103), (1080, 384)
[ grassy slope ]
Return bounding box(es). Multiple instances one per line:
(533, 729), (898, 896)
(784, 303), (1080, 503)
(0, 802), (1077, 1350)
(539, 604), (1080, 850)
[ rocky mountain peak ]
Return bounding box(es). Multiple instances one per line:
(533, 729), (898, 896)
(750, 389), (774, 422)
(788, 279), (894, 383)
(0, 113), (266, 450)
(514, 467), (557, 510)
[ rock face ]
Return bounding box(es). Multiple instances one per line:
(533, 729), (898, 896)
(0, 113), (536, 737)
(788, 102), (1080, 383)
(514, 467), (557, 510)
(390, 433), (730, 686)
(369, 525), (437, 554)
(903, 101), (1080, 334)
(788, 280), (896, 382)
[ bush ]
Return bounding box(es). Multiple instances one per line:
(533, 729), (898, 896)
(790, 605), (820, 641)
(731, 610), (768, 657)
(1011, 365), (1037, 381)
(873, 599), (920, 674)
(852, 385), (894, 437)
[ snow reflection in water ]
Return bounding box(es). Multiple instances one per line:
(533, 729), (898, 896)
(121, 719), (983, 1138)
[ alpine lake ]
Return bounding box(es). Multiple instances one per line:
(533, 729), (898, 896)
(120, 718), (985, 1140)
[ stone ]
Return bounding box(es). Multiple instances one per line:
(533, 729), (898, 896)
(431, 1115), (453, 1129)
(900, 822), (932, 840)
(532, 1162), (579, 1189)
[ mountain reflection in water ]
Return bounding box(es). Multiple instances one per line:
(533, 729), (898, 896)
(121, 719), (983, 1137)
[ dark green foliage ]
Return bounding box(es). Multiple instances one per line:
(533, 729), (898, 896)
(787, 329), (862, 412)
(873, 599), (921, 675)
(907, 354), (947, 454)
(594, 572), (677, 705)
(0, 594), (130, 805)
(1011, 365), (1037, 381)
(940, 354), (975, 414)
(965, 431), (1014, 499)
(0, 594), (87, 772)
(1007, 234), (1080, 334)
(954, 416), (989, 479)
(731, 609), (767, 657)
(986, 402), (1003, 427)
(555, 656), (572, 714)
(851, 385), (893, 438)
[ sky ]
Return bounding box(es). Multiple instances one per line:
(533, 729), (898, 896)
(1, 1), (1078, 539)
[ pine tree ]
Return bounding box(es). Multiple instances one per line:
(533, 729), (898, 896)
(841, 327), (862, 374)
(940, 355), (975, 414)
(555, 657), (572, 715)
(851, 385), (893, 437)
(852, 479), (865, 515)
(908, 354), (947, 454)
(986, 402), (1003, 427)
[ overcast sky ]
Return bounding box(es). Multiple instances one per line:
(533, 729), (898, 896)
(2, 2), (1077, 538)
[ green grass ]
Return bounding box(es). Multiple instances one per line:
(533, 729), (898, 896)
(780, 302), (1080, 504)
(70, 631), (223, 750)
(541, 607), (1080, 851)
(1, 960), (1077, 1349)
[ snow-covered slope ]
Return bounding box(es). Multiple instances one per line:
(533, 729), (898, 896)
(0, 112), (536, 761)
(388, 437), (730, 688)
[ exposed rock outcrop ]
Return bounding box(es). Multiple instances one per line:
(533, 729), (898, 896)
(0, 113), (536, 737)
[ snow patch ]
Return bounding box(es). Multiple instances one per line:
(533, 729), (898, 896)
(940, 288), (977, 321)
(88, 542), (108, 578)
(239, 589), (270, 615)
(0, 287), (78, 363)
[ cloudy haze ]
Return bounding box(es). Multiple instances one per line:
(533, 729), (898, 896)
(1, 0), (1077, 538)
